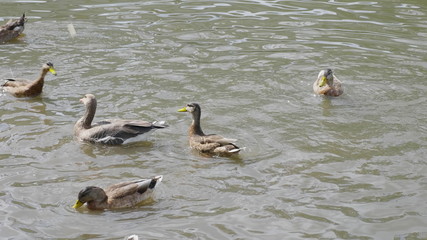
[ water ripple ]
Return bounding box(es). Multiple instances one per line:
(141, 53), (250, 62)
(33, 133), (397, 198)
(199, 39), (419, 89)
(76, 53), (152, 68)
(1, 0), (427, 239)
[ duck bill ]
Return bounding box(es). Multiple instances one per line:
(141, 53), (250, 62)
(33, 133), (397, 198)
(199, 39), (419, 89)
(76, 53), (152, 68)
(72, 200), (84, 209)
(49, 68), (57, 76)
(318, 76), (327, 87)
(177, 107), (187, 112)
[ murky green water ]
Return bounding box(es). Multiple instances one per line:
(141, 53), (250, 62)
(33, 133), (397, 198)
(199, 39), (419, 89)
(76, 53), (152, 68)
(1, 0), (427, 239)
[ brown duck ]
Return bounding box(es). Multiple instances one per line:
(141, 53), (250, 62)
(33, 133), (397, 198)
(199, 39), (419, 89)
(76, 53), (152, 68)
(313, 69), (343, 97)
(0, 13), (26, 43)
(74, 94), (168, 145)
(72, 175), (163, 210)
(1, 62), (57, 97)
(178, 103), (241, 156)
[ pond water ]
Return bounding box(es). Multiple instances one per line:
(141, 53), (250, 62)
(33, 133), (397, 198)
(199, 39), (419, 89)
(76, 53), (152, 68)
(1, 0), (427, 239)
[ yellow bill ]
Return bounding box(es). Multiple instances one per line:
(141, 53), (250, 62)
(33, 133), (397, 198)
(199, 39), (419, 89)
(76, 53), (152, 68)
(318, 76), (327, 87)
(72, 200), (84, 209)
(178, 107), (187, 112)
(49, 68), (57, 76)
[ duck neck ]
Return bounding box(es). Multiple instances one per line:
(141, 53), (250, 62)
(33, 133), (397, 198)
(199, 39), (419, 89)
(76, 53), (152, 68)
(189, 110), (205, 136)
(77, 99), (97, 129)
(30, 68), (49, 89)
(87, 193), (108, 210)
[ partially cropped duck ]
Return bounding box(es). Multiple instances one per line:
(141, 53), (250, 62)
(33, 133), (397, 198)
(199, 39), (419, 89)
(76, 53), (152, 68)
(0, 13), (26, 43)
(73, 175), (163, 210)
(178, 103), (241, 156)
(1, 62), (57, 97)
(74, 94), (167, 145)
(313, 69), (343, 97)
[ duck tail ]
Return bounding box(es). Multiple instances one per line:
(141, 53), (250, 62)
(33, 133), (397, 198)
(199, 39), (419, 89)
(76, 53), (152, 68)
(1, 79), (15, 87)
(149, 175), (163, 189)
(19, 13), (27, 25)
(228, 143), (243, 153)
(152, 121), (168, 129)
(228, 148), (241, 153)
(136, 175), (163, 194)
(5, 13), (26, 32)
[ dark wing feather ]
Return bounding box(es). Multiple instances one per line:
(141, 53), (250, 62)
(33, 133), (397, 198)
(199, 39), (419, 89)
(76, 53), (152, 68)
(87, 120), (157, 145)
(135, 178), (159, 194)
(112, 121), (156, 140)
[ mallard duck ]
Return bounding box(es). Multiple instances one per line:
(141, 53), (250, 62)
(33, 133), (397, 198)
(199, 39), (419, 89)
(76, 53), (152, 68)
(73, 175), (163, 210)
(178, 103), (241, 156)
(74, 94), (168, 145)
(313, 69), (343, 97)
(1, 62), (57, 97)
(0, 13), (26, 43)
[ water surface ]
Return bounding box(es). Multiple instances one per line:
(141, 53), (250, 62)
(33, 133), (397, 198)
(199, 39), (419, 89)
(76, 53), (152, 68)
(1, 0), (427, 239)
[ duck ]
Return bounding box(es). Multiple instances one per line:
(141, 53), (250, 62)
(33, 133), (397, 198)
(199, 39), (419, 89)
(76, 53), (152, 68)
(178, 103), (241, 156)
(74, 94), (168, 145)
(1, 62), (57, 97)
(73, 175), (163, 210)
(313, 69), (343, 97)
(0, 13), (26, 43)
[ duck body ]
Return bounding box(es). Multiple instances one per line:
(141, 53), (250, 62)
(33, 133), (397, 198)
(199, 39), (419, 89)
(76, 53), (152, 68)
(73, 175), (163, 210)
(1, 62), (57, 97)
(313, 69), (343, 97)
(0, 13), (26, 43)
(189, 134), (240, 155)
(74, 94), (167, 145)
(178, 103), (241, 156)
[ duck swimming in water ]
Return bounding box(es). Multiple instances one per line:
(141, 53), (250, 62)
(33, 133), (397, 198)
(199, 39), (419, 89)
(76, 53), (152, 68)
(74, 94), (167, 145)
(313, 69), (343, 97)
(1, 62), (57, 97)
(178, 103), (241, 156)
(72, 175), (163, 210)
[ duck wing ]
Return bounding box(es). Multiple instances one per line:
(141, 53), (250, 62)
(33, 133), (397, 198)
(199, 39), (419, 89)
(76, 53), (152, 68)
(105, 181), (141, 199)
(87, 119), (164, 145)
(191, 134), (240, 153)
(200, 134), (237, 145)
(105, 176), (163, 201)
